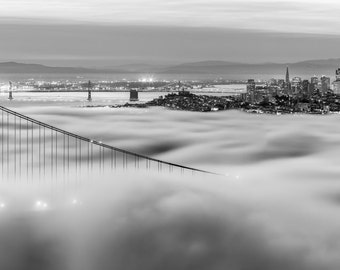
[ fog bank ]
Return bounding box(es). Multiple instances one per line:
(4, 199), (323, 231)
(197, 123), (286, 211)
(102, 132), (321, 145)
(1, 98), (340, 269)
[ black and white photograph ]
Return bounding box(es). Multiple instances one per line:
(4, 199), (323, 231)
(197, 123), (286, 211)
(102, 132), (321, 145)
(1, 0), (340, 269)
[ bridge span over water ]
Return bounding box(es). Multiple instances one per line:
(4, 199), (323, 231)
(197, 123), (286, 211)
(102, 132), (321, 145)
(0, 105), (217, 182)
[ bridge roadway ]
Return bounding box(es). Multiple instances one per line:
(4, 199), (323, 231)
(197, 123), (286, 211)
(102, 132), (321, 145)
(2, 90), (241, 94)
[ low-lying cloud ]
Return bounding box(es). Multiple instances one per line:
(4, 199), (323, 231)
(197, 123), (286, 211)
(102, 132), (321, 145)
(1, 99), (340, 269)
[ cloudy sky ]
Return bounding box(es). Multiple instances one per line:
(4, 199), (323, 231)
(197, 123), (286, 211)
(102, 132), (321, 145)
(1, 0), (340, 66)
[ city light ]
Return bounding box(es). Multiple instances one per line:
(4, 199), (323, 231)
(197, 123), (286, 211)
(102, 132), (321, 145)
(71, 198), (82, 206)
(138, 77), (154, 83)
(34, 200), (49, 211)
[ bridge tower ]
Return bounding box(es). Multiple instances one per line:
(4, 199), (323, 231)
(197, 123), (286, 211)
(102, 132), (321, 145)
(8, 81), (13, 100)
(130, 89), (139, 101)
(87, 80), (92, 102)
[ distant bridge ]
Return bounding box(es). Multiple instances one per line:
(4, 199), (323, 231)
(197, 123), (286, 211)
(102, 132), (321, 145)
(0, 105), (217, 182)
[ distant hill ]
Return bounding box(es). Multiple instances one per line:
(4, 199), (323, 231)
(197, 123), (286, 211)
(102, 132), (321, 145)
(169, 60), (242, 68)
(161, 59), (340, 78)
(0, 62), (124, 74)
(111, 63), (170, 73)
(1, 59), (340, 79)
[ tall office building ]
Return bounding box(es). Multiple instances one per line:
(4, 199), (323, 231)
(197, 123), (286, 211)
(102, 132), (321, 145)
(285, 66), (289, 83)
(333, 68), (340, 94)
(246, 79), (256, 103)
(336, 68), (340, 80)
(285, 66), (291, 94)
(247, 79), (256, 93)
(302, 80), (310, 96)
(311, 76), (319, 85)
(291, 77), (302, 94)
(320, 75), (330, 94)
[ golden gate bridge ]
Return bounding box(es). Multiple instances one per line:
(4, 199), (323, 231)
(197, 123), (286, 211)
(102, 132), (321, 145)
(0, 104), (217, 183)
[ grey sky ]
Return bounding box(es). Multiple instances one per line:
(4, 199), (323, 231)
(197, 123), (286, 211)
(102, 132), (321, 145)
(1, 0), (340, 66)
(2, 0), (340, 34)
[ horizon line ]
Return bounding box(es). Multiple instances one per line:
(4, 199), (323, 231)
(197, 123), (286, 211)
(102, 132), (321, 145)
(1, 58), (340, 68)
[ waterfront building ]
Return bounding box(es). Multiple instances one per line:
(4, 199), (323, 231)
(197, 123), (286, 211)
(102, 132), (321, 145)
(246, 79), (256, 103)
(332, 68), (340, 95)
(247, 79), (256, 92)
(320, 75), (331, 94)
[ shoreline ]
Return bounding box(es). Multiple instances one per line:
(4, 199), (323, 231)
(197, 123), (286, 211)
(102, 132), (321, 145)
(80, 103), (340, 115)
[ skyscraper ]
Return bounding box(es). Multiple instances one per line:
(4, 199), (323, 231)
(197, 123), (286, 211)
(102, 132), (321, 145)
(333, 68), (340, 94)
(285, 66), (289, 84)
(247, 79), (256, 93)
(291, 77), (302, 94)
(302, 80), (310, 96)
(311, 76), (319, 85)
(336, 68), (340, 80)
(320, 75), (330, 94)
(310, 76), (318, 94)
(285, 66), (291, 94)
(246, 79), (256, 103)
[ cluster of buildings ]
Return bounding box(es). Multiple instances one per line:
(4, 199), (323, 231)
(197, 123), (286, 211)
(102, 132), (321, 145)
(243, 67), (340, 105)
(239, 66), (340, 113)
(145, 89), (340, 114)
(144, 66), (340, 114)
(146, 91), (238, 112)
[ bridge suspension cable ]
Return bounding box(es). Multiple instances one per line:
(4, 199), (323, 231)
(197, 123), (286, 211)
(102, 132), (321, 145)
(0, 105), (218, 182)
